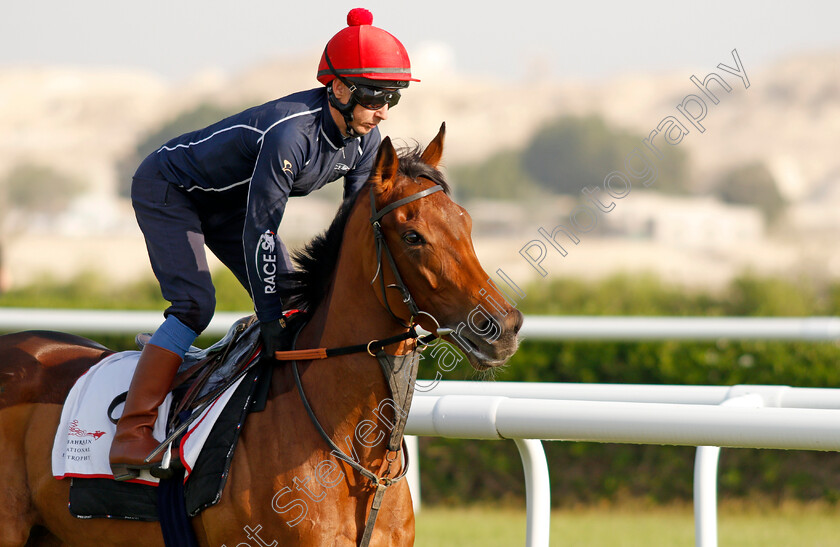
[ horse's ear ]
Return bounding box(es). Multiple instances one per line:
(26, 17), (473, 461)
(370, 136), (400, 194)
(420, 122), (446, 168)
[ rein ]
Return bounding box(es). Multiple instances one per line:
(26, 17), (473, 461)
(282, 183), (444, 547)
(272, 325), (436, 362)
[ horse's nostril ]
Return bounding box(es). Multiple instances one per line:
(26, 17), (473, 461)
(510, 310), (524, 335)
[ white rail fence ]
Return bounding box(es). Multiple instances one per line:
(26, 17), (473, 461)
(2, 309), (839, 547)
(409, 383), (840, 546)
(1, 308), (839, 340)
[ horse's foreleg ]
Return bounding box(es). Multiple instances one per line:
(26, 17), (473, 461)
(0, 406), (39, 547)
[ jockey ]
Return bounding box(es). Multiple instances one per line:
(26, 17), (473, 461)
(110, 8), (418, 480)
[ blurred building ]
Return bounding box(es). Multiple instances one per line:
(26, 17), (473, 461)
(788, 169), (840, 235)
(602, 193), (765, 250)
(1, 50), (839, 289)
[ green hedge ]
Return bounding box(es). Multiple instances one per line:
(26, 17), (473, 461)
(416, 273), (840, 507)
(3, 271), (840, 506)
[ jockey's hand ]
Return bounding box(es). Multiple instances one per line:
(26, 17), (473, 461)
(260, 317), (288, 361)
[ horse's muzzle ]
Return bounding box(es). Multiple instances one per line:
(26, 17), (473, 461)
(449, 308), (523, 370)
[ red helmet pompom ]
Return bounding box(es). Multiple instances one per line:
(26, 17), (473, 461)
(317, 8), (418, 86)
(347, 8), (373, 26)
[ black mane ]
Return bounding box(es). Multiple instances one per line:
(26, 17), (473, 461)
(277, 144), (450, 313)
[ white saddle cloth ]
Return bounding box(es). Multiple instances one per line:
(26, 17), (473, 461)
(52, 351), (245, 485)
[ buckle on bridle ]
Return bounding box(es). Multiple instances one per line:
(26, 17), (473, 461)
(385, 283), (412, 304)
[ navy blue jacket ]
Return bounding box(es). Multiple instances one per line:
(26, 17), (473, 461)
(153, 87), (380, 323)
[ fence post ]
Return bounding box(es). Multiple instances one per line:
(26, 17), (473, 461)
(514, 438), (551, 547)
(693, 393), (764, 547)
(405, 435), (421, 512)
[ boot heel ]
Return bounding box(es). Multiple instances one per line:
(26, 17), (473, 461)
(111, 464), (140, 482)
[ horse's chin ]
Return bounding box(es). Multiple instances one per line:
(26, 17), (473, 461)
(451, 333), (519, 372)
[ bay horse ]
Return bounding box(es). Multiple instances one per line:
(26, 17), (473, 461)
(0, 124), (522, 546)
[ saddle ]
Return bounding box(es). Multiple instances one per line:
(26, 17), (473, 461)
(58, 312), (305, 524)
(137, 314), (260, 416)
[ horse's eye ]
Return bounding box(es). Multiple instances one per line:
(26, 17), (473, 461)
(402, 231), (425, 246)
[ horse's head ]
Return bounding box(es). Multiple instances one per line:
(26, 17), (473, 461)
(365, 124), (523, 371)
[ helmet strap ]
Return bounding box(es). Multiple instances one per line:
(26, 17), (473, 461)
(327, 84), (359, 138)
(324, 48), (361, 138)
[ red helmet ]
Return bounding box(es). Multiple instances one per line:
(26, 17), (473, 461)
(317, 8), (419, 88)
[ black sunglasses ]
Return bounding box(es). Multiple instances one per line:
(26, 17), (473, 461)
(352, 86), (401, 110)
(323, 47), (401, 111)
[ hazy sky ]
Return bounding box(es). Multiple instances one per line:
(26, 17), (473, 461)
(1, 1), (837, 82)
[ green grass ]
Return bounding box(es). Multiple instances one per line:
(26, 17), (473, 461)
(414, 503), (840, 546)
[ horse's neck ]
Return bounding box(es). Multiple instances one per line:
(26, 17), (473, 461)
(271, 222), (410, 461)
(303, 194), (413, 357)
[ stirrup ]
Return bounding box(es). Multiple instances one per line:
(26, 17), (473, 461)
(150, 445), (184, 479)
(150, 458), (185, 479)
(111, 442), (182, 481)
(111, 459), (185, 481)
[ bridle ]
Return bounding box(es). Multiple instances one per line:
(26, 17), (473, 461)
(369, 183), (443, 328)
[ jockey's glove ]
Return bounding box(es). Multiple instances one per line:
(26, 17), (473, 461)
(260, 317), (289, 361)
